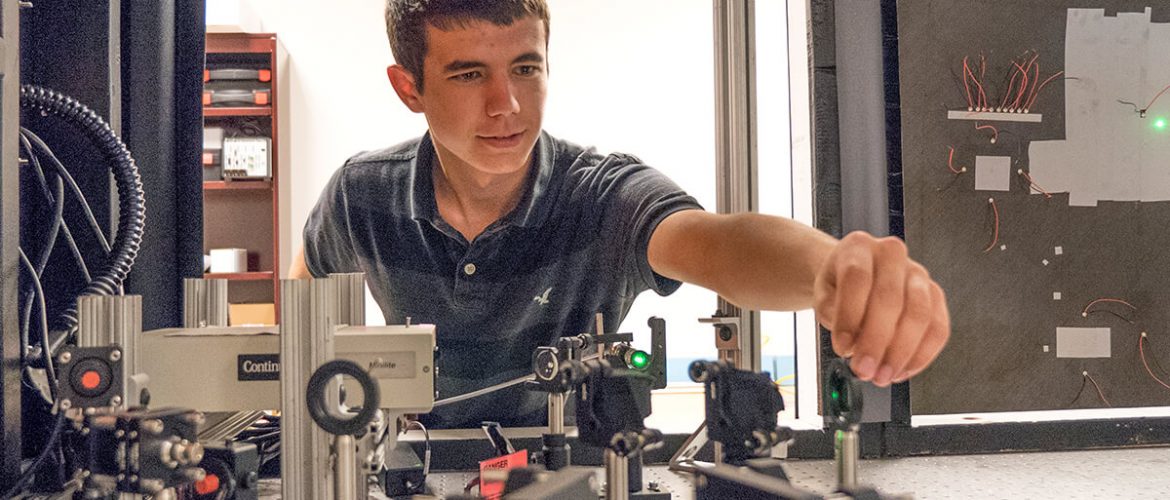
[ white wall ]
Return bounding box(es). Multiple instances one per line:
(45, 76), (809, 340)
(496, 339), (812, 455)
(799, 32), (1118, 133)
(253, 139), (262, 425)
(242, 0), (723, 352)
(237, 2), (813, 393)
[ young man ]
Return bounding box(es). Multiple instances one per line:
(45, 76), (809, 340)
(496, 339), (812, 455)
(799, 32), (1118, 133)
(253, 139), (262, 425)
(291, 0), (949, 427)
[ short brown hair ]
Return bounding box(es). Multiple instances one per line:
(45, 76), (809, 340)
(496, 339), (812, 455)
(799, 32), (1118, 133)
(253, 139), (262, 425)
(385, 0), (550, 93)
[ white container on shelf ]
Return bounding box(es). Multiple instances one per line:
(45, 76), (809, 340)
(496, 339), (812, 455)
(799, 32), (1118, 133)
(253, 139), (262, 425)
(209, 248), (248, 273)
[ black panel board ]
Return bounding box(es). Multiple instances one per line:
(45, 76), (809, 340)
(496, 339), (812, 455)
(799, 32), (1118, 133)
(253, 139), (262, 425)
(899, 1), (1170, 413)
(120, 0), (205, 331)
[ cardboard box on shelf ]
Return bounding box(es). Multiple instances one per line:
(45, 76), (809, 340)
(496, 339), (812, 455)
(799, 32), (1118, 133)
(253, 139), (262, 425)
(229, 303), (275, 326)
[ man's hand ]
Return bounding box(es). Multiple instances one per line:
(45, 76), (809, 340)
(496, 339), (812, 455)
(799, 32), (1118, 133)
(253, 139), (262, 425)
(813, 231), (950, 387)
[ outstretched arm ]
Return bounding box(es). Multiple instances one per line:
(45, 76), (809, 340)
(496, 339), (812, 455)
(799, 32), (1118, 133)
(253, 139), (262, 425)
(648, 210), (949, 387)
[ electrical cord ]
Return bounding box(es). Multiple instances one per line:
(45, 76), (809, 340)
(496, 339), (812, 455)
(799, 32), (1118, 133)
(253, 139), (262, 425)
(20, 133), (70, 274)
(8, 85), (147, 498)
(20, 247), (57, 403)
(21, 129), (98, 283)
(20, 84), (146, 352)
(21, 128), (111, 254)
(17, 133), (90, 374)
(1, 410), (67, 500)
(19, 167), (72, 358)
(405, 420), (432, 476)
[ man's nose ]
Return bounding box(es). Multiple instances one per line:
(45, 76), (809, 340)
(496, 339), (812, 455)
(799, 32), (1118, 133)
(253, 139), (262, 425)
(485, 78), (520, 117)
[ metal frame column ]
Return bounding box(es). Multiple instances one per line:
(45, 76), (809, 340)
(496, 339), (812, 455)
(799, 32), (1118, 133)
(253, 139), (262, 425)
(0, 0), (20, 486)
(712, 0), (761, 371)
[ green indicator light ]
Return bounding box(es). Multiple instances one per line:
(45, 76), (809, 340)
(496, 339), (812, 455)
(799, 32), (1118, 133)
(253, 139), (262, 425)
(1156, 118), (1167, 130)
(831, 390), (840, 400)
(629, 350), (650, 369)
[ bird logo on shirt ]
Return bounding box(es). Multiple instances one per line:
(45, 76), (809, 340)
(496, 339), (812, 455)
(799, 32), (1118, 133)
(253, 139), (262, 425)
(533, 287), (553, 306)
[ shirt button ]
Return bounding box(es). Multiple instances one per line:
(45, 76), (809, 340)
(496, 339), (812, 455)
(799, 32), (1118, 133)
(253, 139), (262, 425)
(463, 263), (477, 275)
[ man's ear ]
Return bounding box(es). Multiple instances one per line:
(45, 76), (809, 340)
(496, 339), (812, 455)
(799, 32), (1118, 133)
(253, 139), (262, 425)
(387, 65), (424, 113)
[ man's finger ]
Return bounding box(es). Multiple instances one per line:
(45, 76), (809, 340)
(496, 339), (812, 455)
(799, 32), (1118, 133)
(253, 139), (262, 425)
(850, 237), (908, 381)
(874, 265), (933, 386)
(894, 283), (950, 382)
(831, 232), (876, 355)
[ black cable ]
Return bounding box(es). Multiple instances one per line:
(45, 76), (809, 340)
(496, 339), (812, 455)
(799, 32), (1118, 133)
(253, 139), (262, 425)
(1084, 309), (1135, 324)
(20, 247), (58, 402)
(240, 430), (280, 443)
(19, 134), (92, 356)
(1066, 373), (1088, 407)
(406, 420), (432, 476)
(22, 176), (66, 353)
(21, 132), (91, 282)
(21, 128), (111, 254)
(1144, 335), (1170, 379)
(1, 410), (66, 499)
(20, 85), (146, 352)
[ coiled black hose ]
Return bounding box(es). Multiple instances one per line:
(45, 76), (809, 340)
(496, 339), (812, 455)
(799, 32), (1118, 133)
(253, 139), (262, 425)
(19, 84), (146, 341)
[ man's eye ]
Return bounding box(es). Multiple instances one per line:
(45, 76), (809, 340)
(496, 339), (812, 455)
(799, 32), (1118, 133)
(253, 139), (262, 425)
(515, 65), (540, 76)
(452, 71), (482, 82)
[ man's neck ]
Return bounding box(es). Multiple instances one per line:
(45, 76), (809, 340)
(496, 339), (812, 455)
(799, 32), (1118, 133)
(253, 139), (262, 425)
(432, 149), (530, 242)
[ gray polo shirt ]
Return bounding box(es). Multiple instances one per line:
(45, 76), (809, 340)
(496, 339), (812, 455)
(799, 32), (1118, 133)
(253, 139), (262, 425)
(303, 131), (701, 428)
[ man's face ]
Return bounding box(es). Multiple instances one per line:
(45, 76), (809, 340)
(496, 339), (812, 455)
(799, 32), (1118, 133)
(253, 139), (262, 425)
(399, 16), (548, 177)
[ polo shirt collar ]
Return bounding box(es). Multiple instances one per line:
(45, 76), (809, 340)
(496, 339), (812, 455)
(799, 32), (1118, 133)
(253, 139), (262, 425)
(409, 131), (557, 229)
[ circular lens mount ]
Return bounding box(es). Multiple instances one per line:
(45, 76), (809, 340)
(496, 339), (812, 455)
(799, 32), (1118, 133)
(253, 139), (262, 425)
(306, 359), (380, 436)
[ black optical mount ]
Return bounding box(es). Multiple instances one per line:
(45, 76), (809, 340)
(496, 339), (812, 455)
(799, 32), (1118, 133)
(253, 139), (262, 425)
(688, 359), (792, 466)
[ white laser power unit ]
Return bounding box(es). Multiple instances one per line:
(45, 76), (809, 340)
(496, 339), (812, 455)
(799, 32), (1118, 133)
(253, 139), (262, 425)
(222, 136), (271, 179)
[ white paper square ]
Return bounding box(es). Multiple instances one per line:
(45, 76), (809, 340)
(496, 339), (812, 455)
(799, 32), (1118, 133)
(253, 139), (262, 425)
(1043, 345), (1050, 352)
(1056, 327), (1111, 358)
(1055, 246), (1063, 255)
(975, 156), (1012, 191)
(1053, 292), (1062, 300)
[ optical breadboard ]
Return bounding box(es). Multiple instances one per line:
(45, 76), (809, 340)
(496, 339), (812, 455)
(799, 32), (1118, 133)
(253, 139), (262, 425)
(898, 1), (1170, 413)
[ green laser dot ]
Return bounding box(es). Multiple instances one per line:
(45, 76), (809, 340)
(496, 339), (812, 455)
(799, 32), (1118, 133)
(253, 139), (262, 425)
(630, 351), (649, 369)
(1155, 118), (1167, 130)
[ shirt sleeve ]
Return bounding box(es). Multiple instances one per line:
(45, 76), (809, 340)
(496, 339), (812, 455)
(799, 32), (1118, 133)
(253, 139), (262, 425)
(302, 164), (361, 278)
(592, 153), (704, 296)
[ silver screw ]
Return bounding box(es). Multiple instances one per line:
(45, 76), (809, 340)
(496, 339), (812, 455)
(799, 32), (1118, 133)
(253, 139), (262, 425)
(58, 352), (72, 364)
(60, 399), (73, 409)
(185, 412), (206, 426)
(109, 349), (121, 362)
(184, 468), (206, 482)
(128, 430), (137, 440)
(422, 365), (430, 373)
(139, 479), (164, 494)
(186, 441), (205, 464)
(18, 1), (33, 9)
(111, 396), (123, 407)
(169, 441), (187, 468)
(142, 419), (164, 435)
